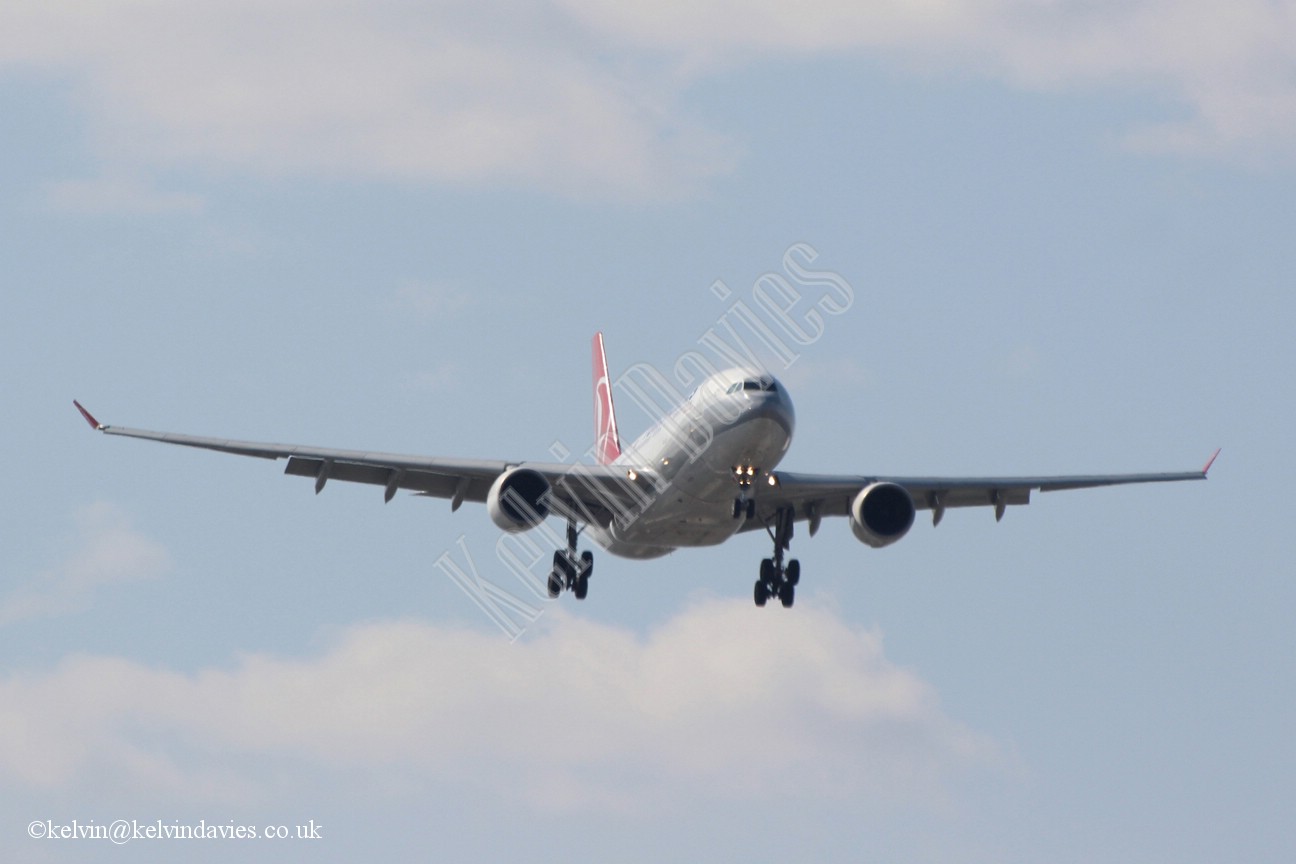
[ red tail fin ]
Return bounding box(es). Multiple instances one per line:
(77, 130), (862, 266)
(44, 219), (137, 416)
(592, 332), (621, 465)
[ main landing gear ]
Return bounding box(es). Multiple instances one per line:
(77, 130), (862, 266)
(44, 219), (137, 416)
(548, 517), (593, 600)
(754, 506), (799, 609)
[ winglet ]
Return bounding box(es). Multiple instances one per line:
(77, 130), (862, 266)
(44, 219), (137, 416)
(1202, 447), (1221, 476)
(73, 400), (105, 431)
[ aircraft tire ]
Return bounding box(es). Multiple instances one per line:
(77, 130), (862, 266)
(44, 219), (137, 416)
(778, 583), (795, 608)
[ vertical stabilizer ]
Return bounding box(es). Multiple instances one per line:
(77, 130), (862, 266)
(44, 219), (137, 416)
(592, 332), (622, 465)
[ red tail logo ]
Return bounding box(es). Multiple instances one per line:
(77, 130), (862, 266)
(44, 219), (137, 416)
(592, 332), (621, 465)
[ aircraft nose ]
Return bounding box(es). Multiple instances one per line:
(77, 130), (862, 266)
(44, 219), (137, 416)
(749, 379), (795, 437)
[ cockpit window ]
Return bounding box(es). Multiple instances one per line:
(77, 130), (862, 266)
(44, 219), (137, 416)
(739, 377), (777, 393)
(726, 377), (777, 394)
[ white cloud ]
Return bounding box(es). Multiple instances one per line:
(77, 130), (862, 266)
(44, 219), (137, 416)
(0, 0), (731, 200)
(558, 0), (1296, 163)
(971, 0), (1296, 162)
(5, 1), (1282, 200)
(553, 0), (968, 54)
(0, 503), (171, 626)
(0, 598), (994, 811)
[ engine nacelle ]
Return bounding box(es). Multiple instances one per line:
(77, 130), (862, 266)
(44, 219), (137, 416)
(487, 467), (551, 532)
(849, 482), (915, 548)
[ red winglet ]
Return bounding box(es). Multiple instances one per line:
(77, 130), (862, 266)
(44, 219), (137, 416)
(1202, 447), (1221, 476)
(73, 400), (104, 431)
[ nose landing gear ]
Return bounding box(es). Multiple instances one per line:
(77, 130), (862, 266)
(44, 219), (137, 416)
(732, 465), (759, 521)
(732, 497), (756, 520)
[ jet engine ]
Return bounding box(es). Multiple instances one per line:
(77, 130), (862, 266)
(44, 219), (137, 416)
(487, 467), (551, 532)
(849, 482), (915, 548)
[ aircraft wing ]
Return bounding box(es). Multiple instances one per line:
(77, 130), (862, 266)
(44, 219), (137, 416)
(745, 451), (1218, 531)
(72, 402), (656, 525)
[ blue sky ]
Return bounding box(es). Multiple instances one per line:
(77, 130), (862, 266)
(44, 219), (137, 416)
(3, 2), (1293, 861)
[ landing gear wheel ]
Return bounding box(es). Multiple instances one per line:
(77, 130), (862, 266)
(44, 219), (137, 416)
(753, 507), (801, 609)
(746, 498), (756, 520)
(778, 582), (795, 608)
(550, 518), (593, 600)
(553, 550), (575, 587)
(732, 498), (744, 519)
(574, 550), (593, 600)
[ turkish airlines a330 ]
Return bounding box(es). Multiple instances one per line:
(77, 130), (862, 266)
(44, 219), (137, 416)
(74, 333), (1216, 607)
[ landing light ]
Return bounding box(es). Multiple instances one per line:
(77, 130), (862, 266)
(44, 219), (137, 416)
(627, 469), (638, 481)
(767, 474), (778, 487)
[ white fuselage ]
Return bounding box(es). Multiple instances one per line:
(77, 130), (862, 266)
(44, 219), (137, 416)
(585, 369), (795, 558)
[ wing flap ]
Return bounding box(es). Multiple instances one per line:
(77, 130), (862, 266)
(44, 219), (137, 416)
(283, 457), (495, 502)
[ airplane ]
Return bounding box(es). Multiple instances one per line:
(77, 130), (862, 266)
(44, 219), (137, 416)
(73, 332), (1217, 608)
